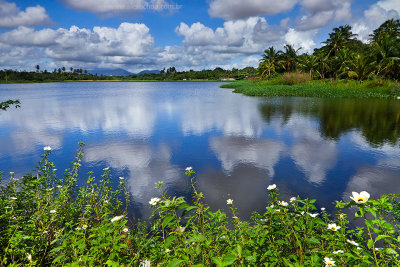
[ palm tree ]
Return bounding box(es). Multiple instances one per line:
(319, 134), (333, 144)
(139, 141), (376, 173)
(323, 25), (357, 57)
(282, 44), (300, 72)
(259, 59), (276, 79)
(297, 54), (320, 79)
(36, 65), (40, 72)
(347, 54), (376, 80)
(371, 19), (400, 42)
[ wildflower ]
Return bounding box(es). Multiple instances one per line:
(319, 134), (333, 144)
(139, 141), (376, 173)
(52, 168), (57, 171)
(357, 247), (362, 250)
(323, 257), (335, 266)
(327, 223), (340, 231)
(347, 239), (359, 246)
(47, 187), (54, 191)
(267, 184), (276, 190)
(232, 216), (238, 219)
(111, 215), (124, 223)
(74, 162), (81, 167)
(149, 197), (161, 206)
(5, 206), (10, 209)
(82, 224), (88, 229)
(179, 226), (185, 232)
(308, 213), (319, 218)
(139, 259), (151, 267)
(119, 177), (124, 180)
(10, 197), (17, 200)
(123, 228), (129, 233)
(375, 247), (382, 251)
(27, 254), (32, 262)
(165, 248), (171, 253)
(278, 201), (288, 206)
(290, 197), (297, 203)
(350, 191), (370, 204)
(76, 227), (81, 230)
(226, 199), (233, 205)
(9, 172), (14, 176)
(44, 146), (52, 151)
(185, 166), (192, 171)
(103, 167), (109, 171)
(321, 207), (326, 211)
(57, 185), (62, 188)
(300, 211), (305, 215)
(333, 250), (344, 254)
(269, 205), (274, 209)
(50, 210), (56, 214)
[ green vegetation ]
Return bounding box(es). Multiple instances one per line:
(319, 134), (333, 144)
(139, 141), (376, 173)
(1, 145), (400, 266)
(221, 78), (400, 98)
(0, 99), (20, 111)
(0, 66), (257, 83)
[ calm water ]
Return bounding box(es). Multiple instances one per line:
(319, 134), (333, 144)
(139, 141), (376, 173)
(0, 82), (399, 219)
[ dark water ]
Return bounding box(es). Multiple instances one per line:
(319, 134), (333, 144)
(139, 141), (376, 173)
(0, 82), (399, 219)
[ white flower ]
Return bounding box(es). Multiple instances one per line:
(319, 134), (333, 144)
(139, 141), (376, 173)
(52, 168), (57, 171)
(323, 257), (335, 266)
(111, 215), (124, 223)
(139, 259), (151, 267)
(50, 210), (56, 214)
(44, 146), (52, 151)
(347, 239), (359, 246)
(267, 184), (276, 190)
(397, 96), (400, 100)
(119, 177), (124, 180)
(76, 227), (81, 230)
(165, 248), (171, 253)
(5, 206), (10, 209)
(350, 191), (370, 204)
(232, 216), (238, 219)
(57, 185), (62, 188)
(74, 163), (81, 167)
(179, 226), (185, 232)
(308, 213), (319, 218)
(327, 223), (340, 231)
(290, 197), (297, 203)
(82, 224), (88, 229)
(226, 199), (233, 205)
(10, 197), (17, 200)
(149, 197), (161, 206)
(269, 205), (274, 209)
(103, 167), (109, 171)
(278, 201), (288, 206)
(333, 250), (344, 254)
(123, 228), (129, 233)
(321, 207), (326, 211)
(357, 247), (362, 250)
(9, 172), (14, 176)
(185, 167), (193, 171)
(47, 188), (54, 191)
(27, 254), (32, 262)
(375, 247), (382, 251)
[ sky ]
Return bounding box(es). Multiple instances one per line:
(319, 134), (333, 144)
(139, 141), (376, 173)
(0, 0), (399, 73)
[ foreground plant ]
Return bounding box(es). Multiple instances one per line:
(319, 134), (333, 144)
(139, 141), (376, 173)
(0, 147), (399, 266)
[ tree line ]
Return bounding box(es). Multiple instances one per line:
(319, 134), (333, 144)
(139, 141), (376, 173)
(258, 19), (400, 81)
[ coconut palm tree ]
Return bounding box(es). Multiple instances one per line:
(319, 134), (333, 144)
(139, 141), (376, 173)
(282, 44), (300, 72)
(297, 54), (320, 79)
(323, 25), (357, 57)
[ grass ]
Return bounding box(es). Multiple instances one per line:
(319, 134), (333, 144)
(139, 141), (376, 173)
(221, 77), (400, 98)
(1, 144), (400, 266)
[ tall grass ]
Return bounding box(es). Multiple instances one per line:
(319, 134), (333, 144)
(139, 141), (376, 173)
(221, 78), (400, 98)
(1, 145), (400, 266)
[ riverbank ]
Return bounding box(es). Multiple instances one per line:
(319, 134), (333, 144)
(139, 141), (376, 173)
(221, 79), (400, 98)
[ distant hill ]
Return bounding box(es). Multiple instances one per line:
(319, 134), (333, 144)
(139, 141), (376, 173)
(87, 68), (133, 76)
(136, 70), (160, 75)
(87, 68), (160, 76)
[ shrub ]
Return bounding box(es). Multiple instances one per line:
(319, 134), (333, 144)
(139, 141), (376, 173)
(282, 72), (312, 85)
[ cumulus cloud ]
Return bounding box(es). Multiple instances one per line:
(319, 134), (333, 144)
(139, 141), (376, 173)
(296, 0), (351, 31)
(60, 0), (178, 16)
(284, 28), (317, 53)
(352, 0), (400, 42)
(0, 23), (154, 67)
(208, 0), (298, 20)
(0, 1), (52, 29)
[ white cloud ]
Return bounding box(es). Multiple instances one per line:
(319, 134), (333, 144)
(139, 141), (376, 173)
(352, 0), (400, 42)
(0, 1), (52, 29)
(60, 0), (177, 16)
(208, 0), (298, 20)
(284, 28), (317, 53)
(0, 26), (57, 46)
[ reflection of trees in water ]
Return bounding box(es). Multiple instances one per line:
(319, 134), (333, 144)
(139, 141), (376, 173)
(259, 98), (400, 146)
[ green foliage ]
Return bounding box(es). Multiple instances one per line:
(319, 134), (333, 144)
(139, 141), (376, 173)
(1, 147), (400, 266)
(0, 100), (20, 111)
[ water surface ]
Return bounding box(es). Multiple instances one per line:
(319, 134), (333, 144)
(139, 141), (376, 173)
(0, 82), (399, 219)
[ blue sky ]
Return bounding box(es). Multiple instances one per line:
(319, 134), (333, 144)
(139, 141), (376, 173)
(0, 0), (399, 72)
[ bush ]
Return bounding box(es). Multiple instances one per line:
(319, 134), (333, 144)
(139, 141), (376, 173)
(1, 145), (400, 266)
(281, 72), (312, 85)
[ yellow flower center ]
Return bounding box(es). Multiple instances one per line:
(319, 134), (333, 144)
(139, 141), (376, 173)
(356, 197), (365, 203)
(327, 263), (333, 266)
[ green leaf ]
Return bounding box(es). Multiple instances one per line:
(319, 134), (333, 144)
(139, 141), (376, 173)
(222, 253), (237, 265)
(306, 237), (320, 245)
(375, 235), (390, 242)
(365, 206), (377, 218)
(385, 248), (398, 255)
(167, 259), (184, 267)
(365, 220), (373, 228)
(367, 239), (374, 249)
(188, 234), (206, 243)
(165, 235), (177, 247)
(162, 215), (175, 228)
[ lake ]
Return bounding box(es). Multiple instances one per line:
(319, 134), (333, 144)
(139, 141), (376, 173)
(0, 82), (399, 220)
